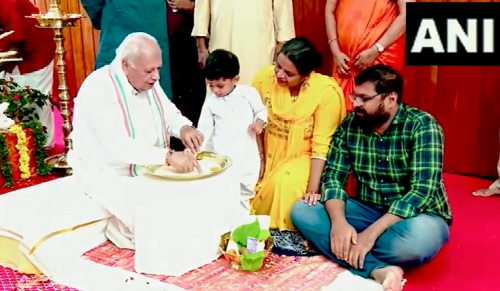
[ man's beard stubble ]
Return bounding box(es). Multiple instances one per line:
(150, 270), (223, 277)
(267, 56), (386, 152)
(354, 103), (391, 129)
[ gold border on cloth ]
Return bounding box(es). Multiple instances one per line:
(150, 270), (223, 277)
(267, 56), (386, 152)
(0, 218), (106, 277)
(28, 219), (106, 254)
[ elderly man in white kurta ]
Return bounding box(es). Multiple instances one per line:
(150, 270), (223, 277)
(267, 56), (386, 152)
(192, 0), (295, 85)
(68, 33), (245, 274)
(69, 32), (206, 247)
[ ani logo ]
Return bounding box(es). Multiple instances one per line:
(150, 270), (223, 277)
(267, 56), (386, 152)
(405, 2), (500, 66)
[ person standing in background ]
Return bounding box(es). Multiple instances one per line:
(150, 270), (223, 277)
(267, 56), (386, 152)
(192, 0), (295, 85)
(0, 0), (56, 148)
(325, 0), (411, 112)
(166, 0), (206, 128)
(81, 0), (174, 97)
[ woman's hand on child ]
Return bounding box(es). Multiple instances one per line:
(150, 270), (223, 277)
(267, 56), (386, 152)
(249, 119), (265, 134)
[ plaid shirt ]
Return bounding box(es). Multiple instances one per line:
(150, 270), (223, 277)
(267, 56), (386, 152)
(322, 104), (452, 224)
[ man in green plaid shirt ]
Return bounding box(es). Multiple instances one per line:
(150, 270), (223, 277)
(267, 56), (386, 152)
(291, 65), (452, 291)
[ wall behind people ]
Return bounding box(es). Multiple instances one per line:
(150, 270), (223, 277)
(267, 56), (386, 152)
(33, 0), (500, 178)
(293, 0), (332, 75)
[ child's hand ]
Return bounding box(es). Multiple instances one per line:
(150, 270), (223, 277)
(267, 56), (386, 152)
(249, 119), (265, 134)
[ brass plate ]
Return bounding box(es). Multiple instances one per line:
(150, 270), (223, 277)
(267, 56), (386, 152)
(143, 151), (232, 181)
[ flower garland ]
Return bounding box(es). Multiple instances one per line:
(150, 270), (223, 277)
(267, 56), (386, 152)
(8, 124), (30, 179)
(0, 121), (51, 187)
(22, 121), (51, 176)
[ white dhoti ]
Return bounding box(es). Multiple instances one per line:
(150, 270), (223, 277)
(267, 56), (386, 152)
(0, 61), (55, 148)
(81, 168), (240, 276)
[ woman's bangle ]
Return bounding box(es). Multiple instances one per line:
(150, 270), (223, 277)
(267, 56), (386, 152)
(328, 38), (338, 45)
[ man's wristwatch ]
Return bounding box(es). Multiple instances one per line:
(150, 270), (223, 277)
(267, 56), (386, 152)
(375, 42), (385, 53)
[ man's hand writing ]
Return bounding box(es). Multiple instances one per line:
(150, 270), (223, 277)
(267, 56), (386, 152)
(330, 221), (357, 261)
(347, 230), (376, 269)
(180, 126), (204, 153)
(167, 151), (201, 173)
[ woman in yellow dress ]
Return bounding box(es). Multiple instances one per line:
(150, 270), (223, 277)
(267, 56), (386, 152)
(251, 37), (346, 255)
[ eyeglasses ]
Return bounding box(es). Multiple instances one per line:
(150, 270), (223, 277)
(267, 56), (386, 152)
(349, 93), (384, 104)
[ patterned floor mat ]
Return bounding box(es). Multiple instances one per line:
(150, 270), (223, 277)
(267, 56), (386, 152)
(82, 241), (345, 291)
(0, 265), (76, 291)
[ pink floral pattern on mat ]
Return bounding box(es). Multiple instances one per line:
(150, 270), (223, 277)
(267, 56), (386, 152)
(82, 241), (345, 290)
(0, 265), (76, 291)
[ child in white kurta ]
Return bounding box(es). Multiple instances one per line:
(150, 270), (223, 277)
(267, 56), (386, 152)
(197, 49), (267, 214)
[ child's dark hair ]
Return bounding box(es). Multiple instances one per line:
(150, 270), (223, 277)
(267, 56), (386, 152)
(204, 49), (240, 81)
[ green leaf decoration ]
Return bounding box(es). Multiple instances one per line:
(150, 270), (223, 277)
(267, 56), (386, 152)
(256, 229), (271, 241)
(230, 218), (270, 271)
(240, 252), (265, 271)
(0, 135), (13, 187)
(0, 78), (51, 123)
(231, 218), (260, 247)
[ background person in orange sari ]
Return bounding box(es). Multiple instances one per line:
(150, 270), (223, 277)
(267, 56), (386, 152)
(251, 38), (346, 255)
(325, 0), (412, 111)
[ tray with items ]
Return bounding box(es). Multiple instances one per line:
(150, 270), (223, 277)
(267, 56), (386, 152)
(143, 151), (232, 181)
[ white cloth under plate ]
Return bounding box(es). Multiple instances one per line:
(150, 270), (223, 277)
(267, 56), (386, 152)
(107, 167), (241, 276)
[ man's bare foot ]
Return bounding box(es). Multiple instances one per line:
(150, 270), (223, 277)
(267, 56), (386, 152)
(372, 266), (404, 291)
(472, 188), (500, 197)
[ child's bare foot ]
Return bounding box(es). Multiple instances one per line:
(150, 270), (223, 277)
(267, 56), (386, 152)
(372, 266), (404, 291)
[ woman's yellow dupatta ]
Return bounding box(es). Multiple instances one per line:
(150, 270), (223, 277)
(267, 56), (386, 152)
(270, 72), (337, 158)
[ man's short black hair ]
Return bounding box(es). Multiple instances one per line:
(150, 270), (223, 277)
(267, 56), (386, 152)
(204, 49), (240, 81)
(355, 65), (404, 104)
